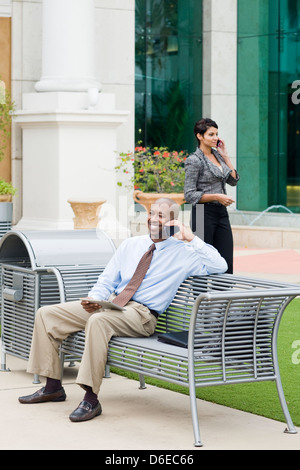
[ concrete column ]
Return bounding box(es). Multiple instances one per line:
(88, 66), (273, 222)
(35, 0), (101, 92)
(14, 0), (130, 243)
(14, 93), (129, 235)
(202, 0), (237, 203)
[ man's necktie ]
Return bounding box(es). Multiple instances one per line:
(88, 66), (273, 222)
(112, 243), (156, 307)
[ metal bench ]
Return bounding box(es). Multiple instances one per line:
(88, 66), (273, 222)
(0, 228), (115, 375)
(0, 264), (105, 376)
(60, 273), (300, 447)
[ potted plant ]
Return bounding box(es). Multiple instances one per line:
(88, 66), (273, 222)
(0, 179), (17, 202)
(116, 144), (188, 212)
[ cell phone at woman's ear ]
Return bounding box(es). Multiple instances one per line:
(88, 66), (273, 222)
(164, 224), (180, 237)
(217, 139), (221, 147)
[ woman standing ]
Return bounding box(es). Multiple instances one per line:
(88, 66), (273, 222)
(184, 118), (239, 273)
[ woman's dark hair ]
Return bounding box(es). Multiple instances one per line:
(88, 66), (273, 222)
(194, 118), (218, 144)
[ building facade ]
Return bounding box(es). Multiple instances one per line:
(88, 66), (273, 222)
(135, 0), (300, 215)
(0, 0), (135, 231)
(0, 0), (299, 230)
(237, 0), (300, 213)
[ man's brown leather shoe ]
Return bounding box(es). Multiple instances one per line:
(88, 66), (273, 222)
(69, 400), (102, 422)
(18, 387), (66, 404)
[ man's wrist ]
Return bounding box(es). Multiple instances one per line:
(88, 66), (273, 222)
(188, 235), (205, 248)
(185, 233), (195, 242)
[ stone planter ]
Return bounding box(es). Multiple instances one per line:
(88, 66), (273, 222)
(133, 190), (185, 213)
(0, 195), (12, 202)
(68, 199), (106, 229)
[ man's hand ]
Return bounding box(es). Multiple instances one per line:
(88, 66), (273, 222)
(81, 297), (103, 313)
(164, 220), (194, 242)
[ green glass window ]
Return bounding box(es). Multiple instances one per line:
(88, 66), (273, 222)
(237, 0), (300, 213)
(135, 0), (202, 152)
(282, 1), (300, 210)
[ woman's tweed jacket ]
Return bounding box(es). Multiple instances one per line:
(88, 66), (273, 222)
(184, 146), (239, 206)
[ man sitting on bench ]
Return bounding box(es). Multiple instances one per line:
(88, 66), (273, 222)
(19, 198), (227, 422)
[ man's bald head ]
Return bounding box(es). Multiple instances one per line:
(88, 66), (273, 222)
(153, 198), (180, 220)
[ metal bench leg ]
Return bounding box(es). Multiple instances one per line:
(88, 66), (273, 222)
(139, 374), (146, 389)
(189, 384), (203, 447)
(0, 345), (10, 372)
(274, 368), (297, 434)
(188, 340), (203, 447)
(104, 364), (110, 378)
(273, 319), (297, 434)
(60, 351), (65, 382)
(33, 374), (41, 384)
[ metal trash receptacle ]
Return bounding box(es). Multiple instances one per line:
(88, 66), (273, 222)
(0, 229), (115, 374)
(0, 202), (13, 238)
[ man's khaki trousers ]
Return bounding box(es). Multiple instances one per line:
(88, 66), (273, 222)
(27, 298), (157, 395)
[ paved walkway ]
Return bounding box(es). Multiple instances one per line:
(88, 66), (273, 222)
(0, 247), (300, 451)
(1, 353), (300, 451)
(234, 247), (300, 284)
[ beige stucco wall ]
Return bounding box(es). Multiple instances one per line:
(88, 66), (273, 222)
(9, 0), (135, 224)
(0, 16), (11, 183)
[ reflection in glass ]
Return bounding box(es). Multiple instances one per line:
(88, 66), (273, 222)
(237, 0), (300, 212)
(135, 0), (202, 152)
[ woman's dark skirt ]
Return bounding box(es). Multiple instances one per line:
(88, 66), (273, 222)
(191, 203), (233, 274)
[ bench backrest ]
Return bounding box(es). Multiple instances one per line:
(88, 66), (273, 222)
(56, 270), (298, 356)
(155, 273), (298, 359)
(54, 266), (105, 302)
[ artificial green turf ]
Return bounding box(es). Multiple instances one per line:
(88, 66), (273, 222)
(112, 298), (300, 426)
(191, 297), (300, 425)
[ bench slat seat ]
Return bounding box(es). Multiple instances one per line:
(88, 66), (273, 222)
(57, 271), (300, 447)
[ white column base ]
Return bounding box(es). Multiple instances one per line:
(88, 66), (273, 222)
(35, 78), (101, 93)
(14, 92), (129, 234)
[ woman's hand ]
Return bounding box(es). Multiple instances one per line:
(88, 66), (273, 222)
(217, 139), (237, 179)
(200, 193), (234, 207)
(216, 138), (227, 156)
(217, 194), (235, 207)
(217, 139), (231, 163)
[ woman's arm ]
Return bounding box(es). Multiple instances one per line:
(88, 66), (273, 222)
(199, 193), (234, 207)
(185, 155), (235, 207)
(184, 156), (205, 205)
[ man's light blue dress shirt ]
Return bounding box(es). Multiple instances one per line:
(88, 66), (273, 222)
(88, 235), (227, 314)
